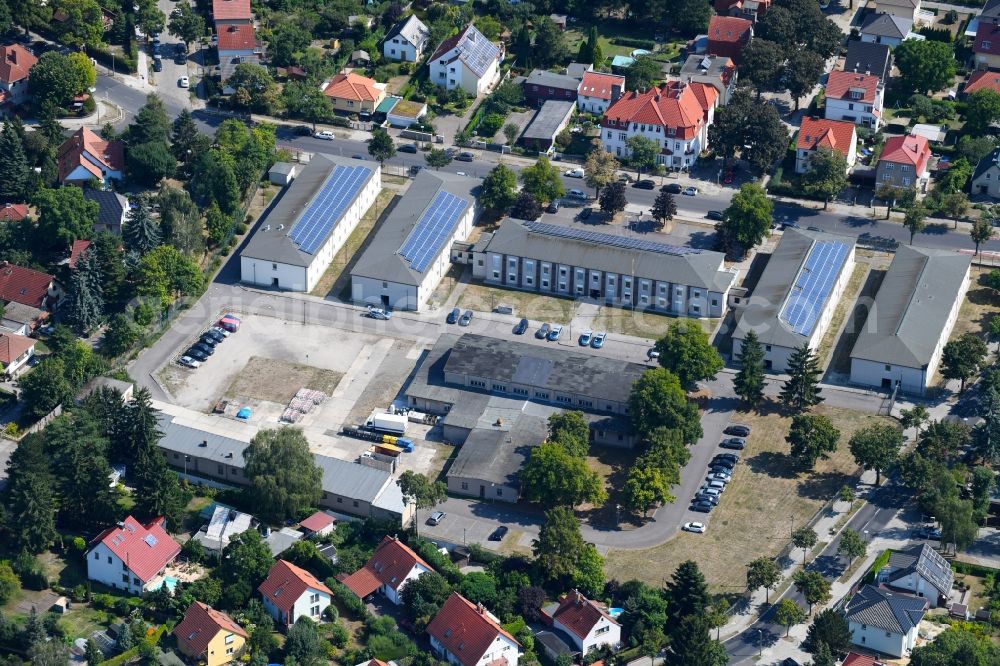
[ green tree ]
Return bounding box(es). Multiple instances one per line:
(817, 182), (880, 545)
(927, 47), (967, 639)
(741, 39), (785, 96)
(848, 421), (902, 486)
(30, 639), (71, 666)
(135, 245), (204, 306)
(520, 156), (565, 203)
(803, 608), (851, 656)
(84, 639), (104, 666)
(793, 570), (831, 614)
(903, 204), (927, 244)
(628, 368), (703, 444)
(957, 134), (998, 164)
(168, 1), (205, 46)
(623, 57), (663, 91)
(127, 141), (175, 187)
(941, 333), (988, 392)
(480, 163), (517, 213)
(170, 109), (208, 165)
(424, 148), (452, 170)
(205, 204), (230, 248)
(532, 507), (586, 582)
(666, 560), (710, 629)
(521, 443), (607, 507)
(533, 17), (567, 68)
(227, 63), (278, 113)
(123, 195), (163, 256)
(775, 599), (807, 637)
(894, 39), (957, 95)
(909, 627), (1000, 666)
(654, 321), (723, 388)
(571, 544), (606, 597)
(18, 358), (74, 419)
(651, 190), (677, 229)
(131, 430), (184, 529)
(917, 419), (968, 463)
(102, 313), (140, 358)
(29, 51), (94, 111)
(397, 470), (448, 534)
(367, 127), (396, 168)
(780, 345), (824, 412)
(802, 147), (848, 210)
(64, 249), (104, 335)
(938, 496), (979, 550)
(787, 413), (840, 471)
(900, 404), (930, 437)
(158, 186), (204, 255)
(734, 331), (766, 408)
(547, 411), (590, 458)
(599, 181), (627, 217)
(285, 617), (323, 666)
(189, 149), (241, 214)
(502, 122), (519, 146)
(584, 150), (619, 200)
(33, 186), (99, 252)
(664, 0), (713, 37)
(970, 465), (995, 522)
(128, 94), (171, 145)
(784, 48), (825, 111)
(217, 530), (273, 607)
(622, 464), (672, 516)
(792, 525), (818, 565)
(0, 120), (30, 202)
(401, 571), (452, 628)
(669, 615), (727, 665)
(244, 428), (323, 523)
(135, 0), (165, 43)
(4, 437), (57, 554)
(625, 135), (660, 178)
(0, 563), (19, 604)
(837, 529), (866, 568)
(282, 81), (333, 131)
(510, 191), (542, 221)
(972, 217), (995, 257)
(718, 182), (774, 254)
(51, 0), (104, 47)
(268, 22), (311, 67)
(512, 25), (532, 68)
(746, 556), (781, 603)
(709, 88), (788, 174)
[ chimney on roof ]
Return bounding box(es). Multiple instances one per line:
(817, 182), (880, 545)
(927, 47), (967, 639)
(7, 49), (14, 64)
(477, 602), (485, 614)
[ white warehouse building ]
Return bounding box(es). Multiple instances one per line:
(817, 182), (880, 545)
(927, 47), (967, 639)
(350, 171), (477, 311)
(240, 154), (380, 292)
(732, 229), (856, 373)
(849, 245), (970, 395)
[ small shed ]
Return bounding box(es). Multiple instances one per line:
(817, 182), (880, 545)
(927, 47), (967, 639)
(387, 99), (428, 128)
(351, 50), (371, 66)
(76, 377), (134, 404)
(299, 510), (336, 537)
(519, 100), (575, 153)
(50, 597), (70, 613)
(549, 14), (568, 30)
(269, 162), (298, 186)
(318, 543), (339, 564)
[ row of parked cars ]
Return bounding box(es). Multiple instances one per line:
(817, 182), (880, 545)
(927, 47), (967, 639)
(688, 424), (752, 521)
(177, 325), (231, 368)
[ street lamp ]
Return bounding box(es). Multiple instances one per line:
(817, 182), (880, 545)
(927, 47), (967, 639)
(757, 629), (763, 657)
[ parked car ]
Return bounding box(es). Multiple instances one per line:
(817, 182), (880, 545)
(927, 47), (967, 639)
(725, 424), (751, 437)
(682, 186), (698, 196)
(314, 130), (335, 140)
(398, 143), (418, 153)
(447, 307), (460, 324)
(694, 492), (720, 505)
(578, 330), (592, 346)
(178, 75), (189, 88)
(711, 458), (736, 470)
(547, 324), (563, 341)
(720, 437), (746, 450)
(174, 51), (186, 64)
(662, 183), (683, 193)
(682, 522), (707, 533)
(690, 501), (713, 513)
(707, 210), (724, 221)
(459, 310), (473, 326)
(455, 152), (475, 162)
(591, 331), (606, 348)
(632, 179), (655, 190)
(186, 348), (209, 362)
(152, 57), (162, 72)
(568, 189), (587, 199)
(705, 479), (726, 491)
(178, 356), (201, 368)
(488, 526), (509, 541)
(707, 472), (731, 484)
(198, 334), (219, 347)
(367, 307), (391, 320)
(699, 486), (721, 497)
(190, 342), (214, 356)
(210, 326), (230, 338)
(427, 511), (446, 526)
(565, 167), (585, 178)
(714, 453), (739, 463)
(916, 526), (942, 540)
(546, 200), (560, 214)
(351, 154), (365, 160)
(204, 329), (226, 343)
(536, 323), (551, 339)
(513, 318), (529, 335)
(647, 347), (660, 359)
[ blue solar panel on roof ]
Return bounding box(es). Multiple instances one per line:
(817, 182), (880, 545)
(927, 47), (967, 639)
(778, 240), (851, 336)
(288, 165), (372, 254)
(398, 191), (468, 273)
(522, 220), (701, 256)
(458, 26), (500, 78)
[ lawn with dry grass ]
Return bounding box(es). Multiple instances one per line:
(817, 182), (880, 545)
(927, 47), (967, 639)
(588, 306), (717, 341)
(948, 267), (1000, 342)
(457, 284), (576, 323)
(817, 263), (869, 368)
(225, 356), (343, 403)
(605, 405), (893, 592)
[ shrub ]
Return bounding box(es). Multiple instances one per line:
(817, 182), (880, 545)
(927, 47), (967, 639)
(329, 580), (369, 619)
(328, 621), (350, 648)
(71, 584), (88, 603)
(478, 113), (506, 137)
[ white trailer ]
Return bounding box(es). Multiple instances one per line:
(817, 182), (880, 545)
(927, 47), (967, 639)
(366, 412), (408, 435)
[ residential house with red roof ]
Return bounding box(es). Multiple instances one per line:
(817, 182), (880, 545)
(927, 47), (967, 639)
(427, 593), (521, 666)
(429, 24), (502, 96)
(714, 0), (770, 21)
(212, 0), (252, 28)
(876, 133), (931, 191)
(258, 560), (332, 627)
(824, 71), (884, 130)
(340, 535), (434, 605)
(549, 591), (621, 656)
(706, 16), (753, 65)
(323, 71), (387, 114)
(0, 261), (61, 309)
(795, 117), (858, 174)
(841, 652), (887, 666)
(174, 602), (248, 666)
(0, 43), (38, 111)
(964, 69), (1000, 96)
(0, 203), (28, 222)
(86, 515), (181, 595)
(974, 20), (1000, 70)
(577, 71), (625, 115)
(57, 128), (124, 186)
(601, 81), (718, 169)
(217, 23), (262, 61)
(0, 331), (35, 378)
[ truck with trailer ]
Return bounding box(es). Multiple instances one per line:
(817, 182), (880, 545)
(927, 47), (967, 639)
(365, 412), (408, 435)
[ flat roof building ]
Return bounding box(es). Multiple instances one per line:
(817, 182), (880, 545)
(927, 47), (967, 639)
(351, 171), (477, 311)
(733, 229), (856, 373)
(241, 154), (380, 292)
(849, 246), (970, 395)
(519, 100), (576, 154)
(463, 218), (736, 318)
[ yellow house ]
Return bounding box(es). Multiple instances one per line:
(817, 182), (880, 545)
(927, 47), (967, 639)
(173, 602), (248, 666)
(323, 71), (387, 114)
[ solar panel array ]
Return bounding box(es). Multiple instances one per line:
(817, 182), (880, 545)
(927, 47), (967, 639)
(778, 240), (851, 336)
(522, 220), (702, 256)
(398, 191), (468, 273)
(288, 165), (372, 254)
(458, 26), (500, 78)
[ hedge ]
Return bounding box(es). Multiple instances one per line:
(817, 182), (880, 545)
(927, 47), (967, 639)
(866, 549), (893, 583)
(953, 561), (999, 577)
(102, 623), (170, 666)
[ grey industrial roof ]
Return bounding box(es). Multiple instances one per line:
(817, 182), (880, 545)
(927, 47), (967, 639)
(733, 229), (855, 348)
(76, 377), (134, 402)
(312, 451), (393, 503)
(524, 69), (581, 92)
(350, 170), (477, 286)
(679, 53), (733, 79)
(444, 333), (648, 405)
(241, 154), (377, 267)
(82, 189), (127, 231)
(446, 414), (546, 485)
(849, 245), (970, 369)
(860, 12), (912, 39)
(522, 100), (576, 142)
(886, 544), (954, 598)
(844, 585), (927, 634)
(844, 40), (892, 81)
(385, 14), (430, 50)
(482, 218), (735, 292)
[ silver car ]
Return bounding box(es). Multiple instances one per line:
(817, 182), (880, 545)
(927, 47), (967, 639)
(427, 511), (446, 526)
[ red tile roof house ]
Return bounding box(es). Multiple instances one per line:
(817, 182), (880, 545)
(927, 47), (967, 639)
(427, 593), (522, 666)
(86, 515), (181, 595)
(340, 535), (435, 605)
(299, 511), (336, 538)
(173, 601), (248, 666)
(877, 134), (931, 192)
(258, 560), (333, 627)
(974, 21), (1000, 71)
(964, 69), (1000, 96)
(794, 117), (858, 174)
(57, 128), (124, 186)
(0, 331), (36, 378)
(546, 591), (621, 656)
(841, 652), (887, 666)
(576, 71), (625, 115)
(600, 81), (719, 170)
(212, 0), (252, 34)
(0, 43), (38, 111)
(706, 16), (753, 65)
(824, 71), (884, 131)
(0, 203), (28, 222)
(217, 23), (262, 60)
(0, 261), (62, 309)
(714, 0), (771, 22)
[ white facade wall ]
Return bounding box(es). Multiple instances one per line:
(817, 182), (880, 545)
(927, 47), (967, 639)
(553, 617), (621, 655)
(825, 91), (884, 130)
(887, 573), (944, 607)
(849, 620), (915, 657)
(240, 257), (308, 291)
(430, 633), (520, 666)
(430, 52), (499, 96)
(384, 36), (420, 62)
(860, 33), (904, 47)
(87, 543), (161, 595)
(263, 588), (331, 627)
(577, 94), (612, 115)
(795, 139), (858, 174)
(383, 563), (431, 605)
(972, 166), (1000, 198)
(5, 345), (33, 375)
(600, 110), (713, 168)
(1, 76), (31, 107)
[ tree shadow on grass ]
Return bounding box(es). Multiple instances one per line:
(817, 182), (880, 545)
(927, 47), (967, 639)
(796, 470), (857, 501)
(746, 451), (800, 480)
(578, 446), (640, 528)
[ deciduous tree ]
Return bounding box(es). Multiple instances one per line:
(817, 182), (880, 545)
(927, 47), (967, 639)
(510, 191), (542, 220)
(717, 182), (773, 254)
(625, 135), (660, 178)
(894, 39), (957, 95)
(599, 181), (627, 217)
(709, 88), (788, 174)
(784, 48), (824, 110)
(584, 149), (619, 200)
(480, 163), (517, 213)
(971, 217), (994, 257)
(803, 608), (851, 656)
(533, 507), (589, 582)
(367, 127), (396, 167)
(520, 156), (565, 202)
(837, 529), (866, 567)
(628, 368), (703, 444)
(654, 320), (723, 388)
(397, 470), (447, 534)
(168, 1), (206, 46)
(793, 570), (831, 614)
(903, 204), (927, 244)
(787, 413), (840, 471)
(791, 525), (818, 565)
(849, 421), (902, 486)
(244, 428), (323, 522)
(775, 599), (806, 637)
(909, 627), (1000, 666)
(282, 81), (332, 131)
(521, 443), (607, 507)
(651, 190), (677, 229)
(941, 333), (988, 392)
(33, 186), (99, 253)
(746, 556), (781, 603)
(802, 147), (848, 210)
(424, 148), (452, 170)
